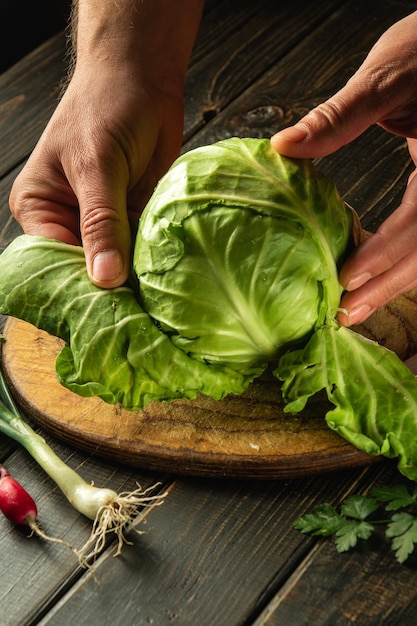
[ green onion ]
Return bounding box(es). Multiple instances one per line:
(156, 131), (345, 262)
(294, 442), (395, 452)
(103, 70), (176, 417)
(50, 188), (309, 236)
(0, 337), (166, 565)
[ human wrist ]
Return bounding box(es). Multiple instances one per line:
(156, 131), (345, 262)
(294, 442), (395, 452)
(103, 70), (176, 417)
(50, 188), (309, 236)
(74, 0), (145, 68)
(71, 0), (204, 94)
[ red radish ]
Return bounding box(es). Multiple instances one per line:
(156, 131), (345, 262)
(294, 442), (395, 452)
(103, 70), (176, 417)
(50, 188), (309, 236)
(0, 464), (75, 552)
(0, 465), (37, 526)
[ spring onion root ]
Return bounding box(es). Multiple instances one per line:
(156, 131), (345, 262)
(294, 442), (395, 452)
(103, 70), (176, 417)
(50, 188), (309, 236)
(0, 349), (166, 566)
(75, 482), (166, 566)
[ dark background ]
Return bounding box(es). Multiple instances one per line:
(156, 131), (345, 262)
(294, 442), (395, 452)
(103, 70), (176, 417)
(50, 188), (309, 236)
(1, 1), (72, 73)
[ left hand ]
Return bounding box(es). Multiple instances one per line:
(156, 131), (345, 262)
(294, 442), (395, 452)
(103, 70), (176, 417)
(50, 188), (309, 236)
(270, 11), (417, 326)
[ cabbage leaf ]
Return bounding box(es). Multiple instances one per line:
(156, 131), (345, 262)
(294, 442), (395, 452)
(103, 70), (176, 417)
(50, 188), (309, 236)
(1, 137), (417, 482)
(0, 236), (250, 409)
(276, 324), (417, 481)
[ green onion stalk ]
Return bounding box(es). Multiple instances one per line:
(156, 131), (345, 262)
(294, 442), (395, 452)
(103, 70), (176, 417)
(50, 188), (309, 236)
(0, 344), (166, 566)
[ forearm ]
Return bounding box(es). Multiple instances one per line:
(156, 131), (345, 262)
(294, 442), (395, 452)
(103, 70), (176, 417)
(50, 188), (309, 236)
(70, 0), (204, 93)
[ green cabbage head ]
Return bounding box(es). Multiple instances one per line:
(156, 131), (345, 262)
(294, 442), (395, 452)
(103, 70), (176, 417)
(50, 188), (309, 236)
(135, 138), (353, 374)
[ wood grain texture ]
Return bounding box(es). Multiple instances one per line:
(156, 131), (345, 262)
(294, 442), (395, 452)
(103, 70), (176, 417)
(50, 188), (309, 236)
(0, 33), (67, 178)
(0, 444), (167, 625)
(182, 0), (415, 222)
(23, 466), (381, 626)
(255, 463), (417, 626)
(2, 317), (376, 478)
(184, 1), (399, 150)
(183, 0), (341, 141)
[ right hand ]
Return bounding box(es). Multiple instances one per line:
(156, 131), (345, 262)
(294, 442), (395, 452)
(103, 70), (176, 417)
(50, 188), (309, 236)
(9, 64), (184, 288)
(10, 0), (204, 288)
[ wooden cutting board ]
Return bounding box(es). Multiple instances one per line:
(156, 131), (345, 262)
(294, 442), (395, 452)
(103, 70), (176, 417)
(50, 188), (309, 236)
(0, 316), (382, 479)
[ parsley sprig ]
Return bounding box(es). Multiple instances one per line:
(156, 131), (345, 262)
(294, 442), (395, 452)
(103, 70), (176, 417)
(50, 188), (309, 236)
(294, 484), (417, 563)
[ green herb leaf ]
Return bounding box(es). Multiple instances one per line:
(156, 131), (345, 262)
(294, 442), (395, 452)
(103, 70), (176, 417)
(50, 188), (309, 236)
(386, 512), (417, 563)
(340, 494), (379, 520)
(294, 483), (417, 564)
(335, 519), (374, 552)
(370, 484), (417, 511)
(294, 504), (345, 537)
(294, 499), (376, 552)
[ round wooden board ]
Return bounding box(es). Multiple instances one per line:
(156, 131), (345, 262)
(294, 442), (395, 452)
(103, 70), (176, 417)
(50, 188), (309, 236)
(1, 317), (378, 478)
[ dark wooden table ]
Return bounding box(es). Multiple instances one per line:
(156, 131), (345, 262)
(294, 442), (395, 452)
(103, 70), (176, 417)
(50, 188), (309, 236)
(1, 1), (417, 624)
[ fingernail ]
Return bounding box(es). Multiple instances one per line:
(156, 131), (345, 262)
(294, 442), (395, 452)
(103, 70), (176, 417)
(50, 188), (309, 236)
(92, 249), (124, 283)
(344, 272), (373, 291)
(347, 304), (375, 326)
(272, 125), (308, 144)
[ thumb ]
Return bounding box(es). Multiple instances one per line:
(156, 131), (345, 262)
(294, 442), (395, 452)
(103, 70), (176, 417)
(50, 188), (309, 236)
(271, 81), (380, 159)
(272, 12), (417, 159)
(76, 175), (133, 289)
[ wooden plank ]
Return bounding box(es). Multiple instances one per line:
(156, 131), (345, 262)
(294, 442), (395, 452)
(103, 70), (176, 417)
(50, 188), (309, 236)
(0, 442), (168, 626)
(324, 127), (413, 231)
(33, 466), (383, 626)
(183, 0), (341, 141)
(254, 463), (417, 626)
(0, 34), (67, 178)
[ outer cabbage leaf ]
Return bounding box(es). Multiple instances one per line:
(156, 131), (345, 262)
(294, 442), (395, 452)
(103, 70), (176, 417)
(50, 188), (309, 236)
(135, 137), (354, 370)
(275, 324), (417, 482)
(2, 138), (416, 484)
(0, 236), (251, 410)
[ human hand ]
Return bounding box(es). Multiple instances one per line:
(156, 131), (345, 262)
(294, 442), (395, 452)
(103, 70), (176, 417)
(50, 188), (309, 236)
(10, 0), (204, 288)
(10, 66), (184, 288)
(271, 11), (417, 325)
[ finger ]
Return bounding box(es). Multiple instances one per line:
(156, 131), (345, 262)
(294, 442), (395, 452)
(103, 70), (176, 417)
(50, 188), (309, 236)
(9, 163), (82, 245)
(74, 167), (133, 289)
(271, 80), (382, 159)
(9, 196), (82, 246)
(270, 18), (417, 161)
(80, 204), (132, 289)
(338, 176), (417, 326)
(340, 177), (417, 292)
(407, 139), (417, 170)
(338, 247), (417, 326)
